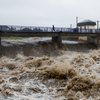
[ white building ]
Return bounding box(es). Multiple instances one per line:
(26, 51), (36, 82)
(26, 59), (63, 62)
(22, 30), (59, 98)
(77, 20), (96, 29)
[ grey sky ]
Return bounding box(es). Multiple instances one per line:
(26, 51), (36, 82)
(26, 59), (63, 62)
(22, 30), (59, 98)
(0, 0), (100, 27)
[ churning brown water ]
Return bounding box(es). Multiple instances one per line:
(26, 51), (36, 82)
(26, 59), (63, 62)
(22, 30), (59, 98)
(0, 38), (100, 100)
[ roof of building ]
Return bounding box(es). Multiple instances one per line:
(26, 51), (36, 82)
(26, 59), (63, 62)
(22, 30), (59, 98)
(77, 20), (96, 26)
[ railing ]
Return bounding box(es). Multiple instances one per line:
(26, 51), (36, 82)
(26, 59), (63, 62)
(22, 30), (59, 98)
(0, 25), (100, 33)
(0, 25), (68, 32)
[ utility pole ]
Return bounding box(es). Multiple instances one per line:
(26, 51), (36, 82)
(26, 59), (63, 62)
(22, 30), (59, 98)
(70, 24), (72, 28)
(76, 16), (78, 28)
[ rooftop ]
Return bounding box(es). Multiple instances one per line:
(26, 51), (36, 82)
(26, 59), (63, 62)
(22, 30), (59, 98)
(77, 20), (96, 26)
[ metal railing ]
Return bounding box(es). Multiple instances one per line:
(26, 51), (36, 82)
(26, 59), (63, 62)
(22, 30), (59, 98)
(0, 25), (100, 33)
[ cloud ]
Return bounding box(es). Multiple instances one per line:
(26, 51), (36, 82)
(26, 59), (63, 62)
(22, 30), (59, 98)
(0, 0), (100, 27)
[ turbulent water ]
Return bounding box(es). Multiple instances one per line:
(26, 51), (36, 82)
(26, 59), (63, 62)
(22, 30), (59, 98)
(0, 38), (100, 100)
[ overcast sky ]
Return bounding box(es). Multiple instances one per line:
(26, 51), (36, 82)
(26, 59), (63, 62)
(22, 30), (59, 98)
(0, 0), (100, 27)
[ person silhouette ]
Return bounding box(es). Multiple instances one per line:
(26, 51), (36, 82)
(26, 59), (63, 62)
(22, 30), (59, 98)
(52, 25), (55, 32)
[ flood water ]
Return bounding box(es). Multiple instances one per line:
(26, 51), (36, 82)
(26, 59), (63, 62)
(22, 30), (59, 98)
(0, 38), (100, 100)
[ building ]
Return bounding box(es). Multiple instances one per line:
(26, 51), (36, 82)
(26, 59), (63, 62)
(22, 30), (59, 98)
(77, 20), (96, 29)
(77, 20), (96, 40)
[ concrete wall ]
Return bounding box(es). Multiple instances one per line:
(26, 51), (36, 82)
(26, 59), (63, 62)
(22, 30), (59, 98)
(52, 35), (62, 44)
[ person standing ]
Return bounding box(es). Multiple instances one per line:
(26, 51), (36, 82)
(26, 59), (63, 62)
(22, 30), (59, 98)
(52, 25), (55, 32)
